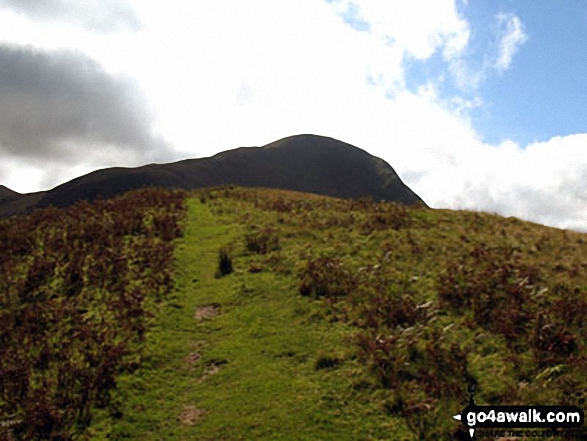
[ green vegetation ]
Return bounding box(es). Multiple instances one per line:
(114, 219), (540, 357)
(90, 195), (406, 440)
(2, 186), (587, 440)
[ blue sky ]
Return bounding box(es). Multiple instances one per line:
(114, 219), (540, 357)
(405, 0), (587, 146)
(472, 0), (587, 145)
(0, 0), (585, 231)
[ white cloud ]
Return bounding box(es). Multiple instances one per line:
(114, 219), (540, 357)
(447, 11), (528, 91)
(495, 13), (528, 73)
(0, 0), (584, 232)
(423, 135), (587, 232)
(329, 0), (470, 61)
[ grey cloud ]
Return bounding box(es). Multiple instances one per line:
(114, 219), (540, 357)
(0, 0), (141, 32)
(0, 45), (171, 164)
(0, 163), (7, 185)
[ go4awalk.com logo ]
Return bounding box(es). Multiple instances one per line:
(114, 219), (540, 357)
(453, 405), (584, 438)
(453, 389), (584, 438)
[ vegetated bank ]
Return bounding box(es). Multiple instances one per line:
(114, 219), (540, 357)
(2, 186), (587, 440)
(104, 186), (587, 440)
(0, 188), (186, 440)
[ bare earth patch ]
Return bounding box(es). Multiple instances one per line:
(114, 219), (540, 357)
(184, 351), (201, 369)
(200, 360), (227, 381)
(184, 341), (206, 370)
(194, 303), (221, 321)
(179, 405), (205, 426)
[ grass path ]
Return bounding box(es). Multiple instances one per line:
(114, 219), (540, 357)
(91, 198), (410, 440)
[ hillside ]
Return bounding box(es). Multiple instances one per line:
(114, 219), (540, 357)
(0, 185), (18, 202)
(0, 134), (425, 219)
(2, 187), (587, 440)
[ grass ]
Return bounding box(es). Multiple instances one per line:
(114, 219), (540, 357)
(9, 185), (587, 440)
(91, 196), (410, 440)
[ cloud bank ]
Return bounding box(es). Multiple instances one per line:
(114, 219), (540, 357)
(0, 0), (141, 32)
(322, 1), (584, 231)
(0, 45), (174, 188)
(0, 0), (584, 232)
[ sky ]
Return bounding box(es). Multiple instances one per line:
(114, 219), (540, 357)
(0, 0), (585, 232)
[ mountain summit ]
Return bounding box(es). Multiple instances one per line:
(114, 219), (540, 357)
(0, 134), (426, 217)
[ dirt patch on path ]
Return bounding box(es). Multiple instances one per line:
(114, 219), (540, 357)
(194, 303), (221, 321)
(200, 360), (228, 381)
(184, 341), (206, 370)
(179, 405), (205, 425)
(184, 351), (201, 369)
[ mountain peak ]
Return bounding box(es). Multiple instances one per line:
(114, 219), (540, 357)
(0, 135), (426, 218)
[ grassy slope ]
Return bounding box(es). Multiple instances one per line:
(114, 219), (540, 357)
(92, 196), (409, 440)
(91, 187), (587, 440)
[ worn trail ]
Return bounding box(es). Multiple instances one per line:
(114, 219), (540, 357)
(91, 197), (402, 440)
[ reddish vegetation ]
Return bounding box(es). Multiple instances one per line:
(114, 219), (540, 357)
(0, 188), (186, 440)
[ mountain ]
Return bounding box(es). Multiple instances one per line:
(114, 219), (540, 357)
(0, 185), (46, 218)
(0, 134), (426, 218)
(0, 185), (17, 203)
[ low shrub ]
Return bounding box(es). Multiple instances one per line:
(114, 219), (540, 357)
(215, 248), (233, 278)
(244, 228), (280, 254)
(361, 203), (412, 234)
(298, 256), (358, 299)
(0, 188), (186, 440)
(437, 245), (540, 343)
(314, 353), (341, 370)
